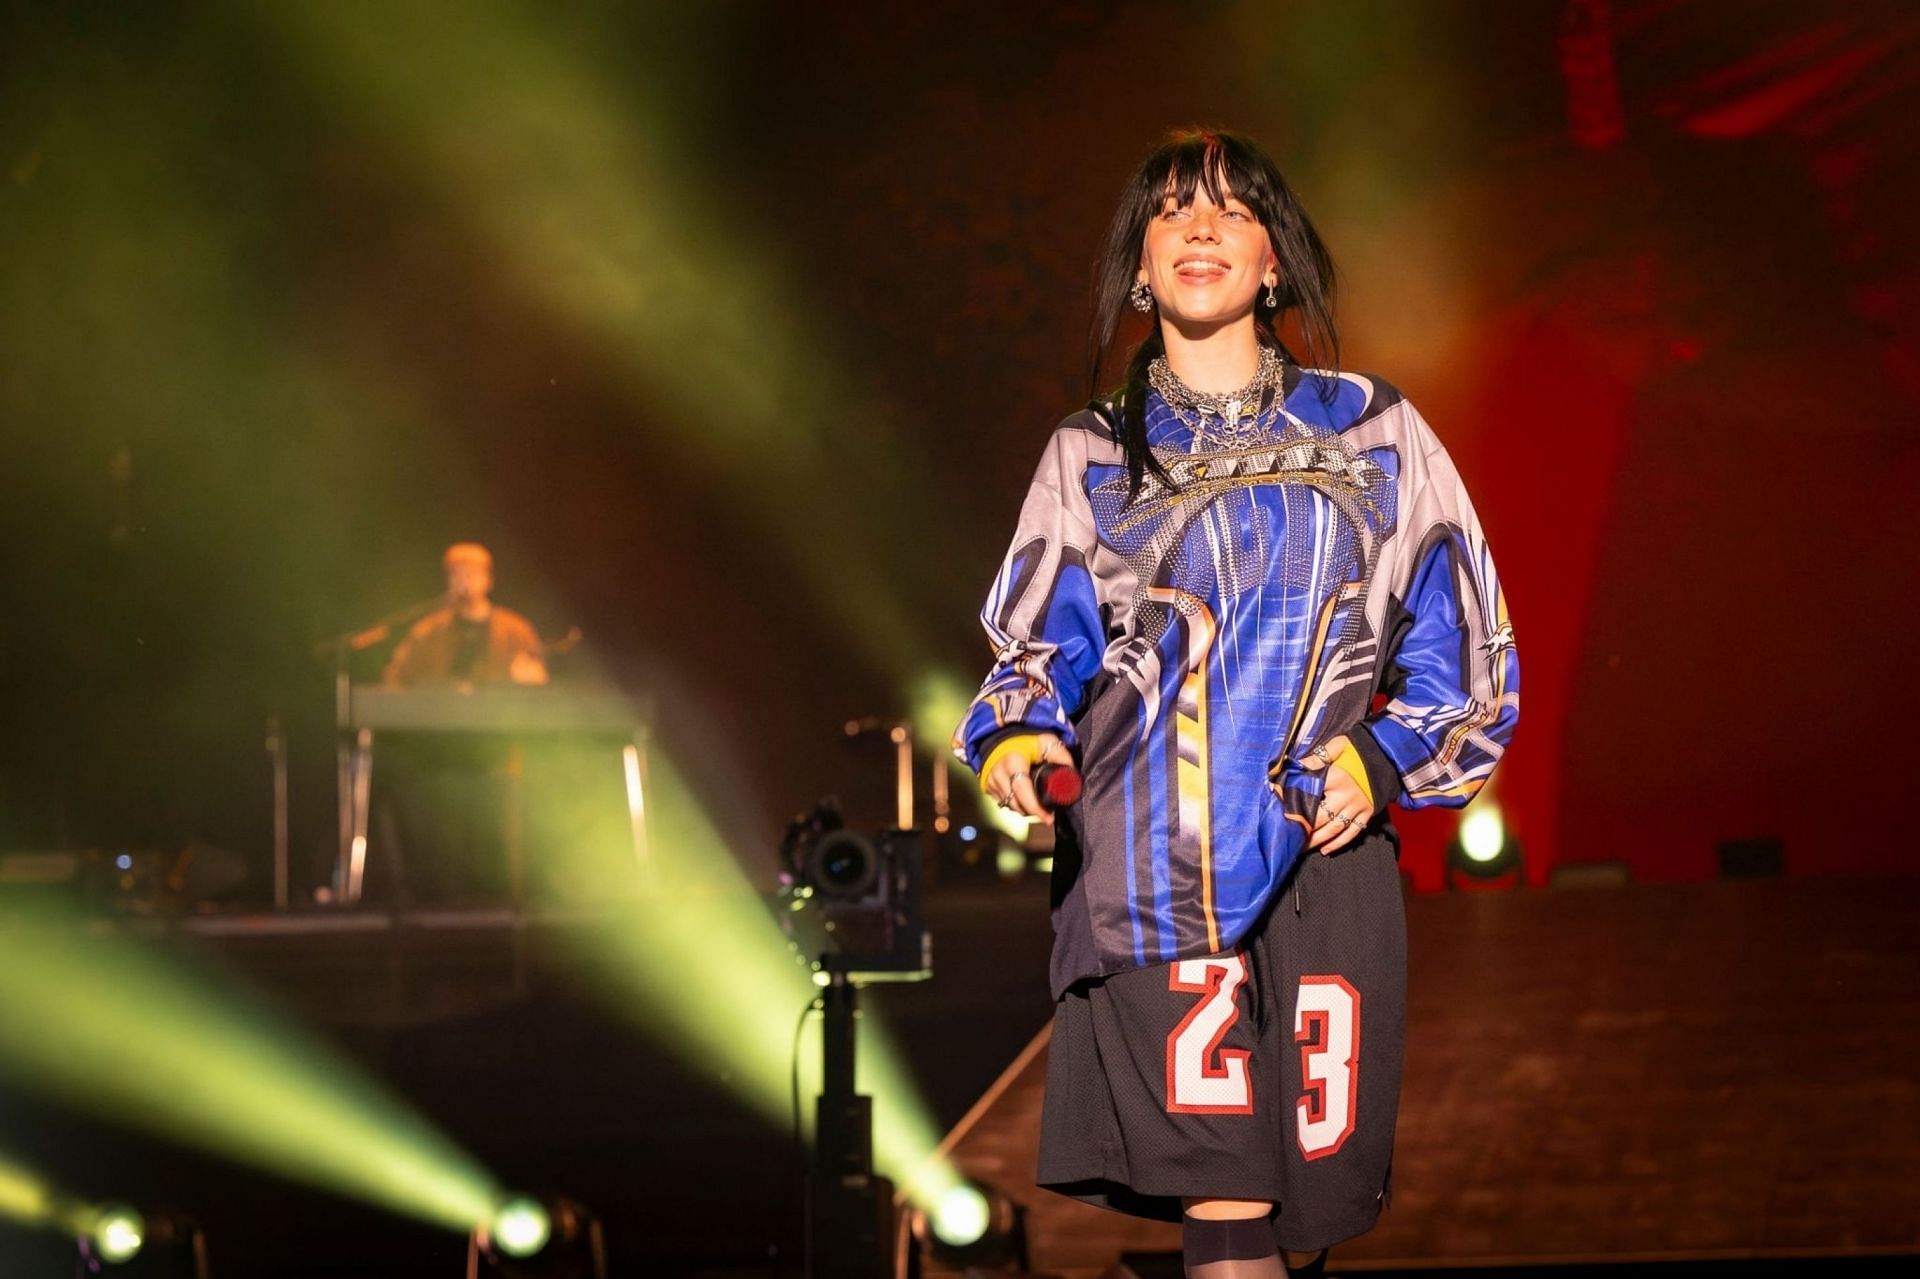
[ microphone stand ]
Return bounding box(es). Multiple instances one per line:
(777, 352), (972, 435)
(311, 595), (443, 903)
(311, 594), (447, 665)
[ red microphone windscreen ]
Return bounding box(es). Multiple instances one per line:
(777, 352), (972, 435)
(1037, 764), (1083, 810)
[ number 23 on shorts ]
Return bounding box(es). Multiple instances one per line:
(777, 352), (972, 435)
(1164, 955), (1255, 1115)
(1165, 961), (1361, 1159)
(1295, 974), (1360, 1159)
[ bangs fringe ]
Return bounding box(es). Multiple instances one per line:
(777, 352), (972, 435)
(1085, 127), (1343, 499)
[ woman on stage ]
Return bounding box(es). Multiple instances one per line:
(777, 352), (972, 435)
(955, 129), (1520, 1278)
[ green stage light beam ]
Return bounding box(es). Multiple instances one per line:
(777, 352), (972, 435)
(263, 1), (931, 675)
(0, 905), (501, 1233)
(0, 1151), (62, 1233)
(0, 1149), (139, 1255)
(270, 2), (1015, 833)
(0, 17), (556, 717)
(9, 11), (973, 1221)
(545, 743), (964, 1212)
(249, 3), (988, 1212)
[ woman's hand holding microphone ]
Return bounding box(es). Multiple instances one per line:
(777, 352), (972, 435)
(980, 733), (1077, 826)
(985, 730), (1374, 847)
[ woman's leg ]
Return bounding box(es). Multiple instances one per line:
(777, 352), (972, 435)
(1181, 1197), (1281, 1278)
(1261, 833), (1408, 1260)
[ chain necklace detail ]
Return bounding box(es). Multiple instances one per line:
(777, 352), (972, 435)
(1147, 346), (1288, 449)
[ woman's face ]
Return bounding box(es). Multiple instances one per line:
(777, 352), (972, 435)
(1137, 183), (1277, 332)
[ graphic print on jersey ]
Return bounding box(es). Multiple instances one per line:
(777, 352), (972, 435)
(1165, 954), (1254, 1114)
(1295, 974), (1360, 1159)
(955, 372), (1520, 986)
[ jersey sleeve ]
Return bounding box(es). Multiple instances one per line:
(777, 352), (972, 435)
(952, 424), (1121, 773)
(1350, 408), (1520, 809)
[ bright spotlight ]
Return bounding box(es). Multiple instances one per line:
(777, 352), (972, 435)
(915, 1181), (1026, 1271)
(90, 1204), (145, 1263)
(472, 1196), (604, 1278)
(490, 1196), (551, 1258)
(1459, 806), (1505, 863)
(1446, 798), (1522, 887)
(929, 1183), (989, 1246)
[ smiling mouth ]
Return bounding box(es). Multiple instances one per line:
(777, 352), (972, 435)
(1173, 258), (1231, 279)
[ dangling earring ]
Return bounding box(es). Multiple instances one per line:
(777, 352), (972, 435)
(1264, 279), (1279, 308)
(1130, 278), (1153, 313)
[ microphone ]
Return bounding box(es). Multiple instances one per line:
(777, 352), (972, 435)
(1033, 762), (1084, 812)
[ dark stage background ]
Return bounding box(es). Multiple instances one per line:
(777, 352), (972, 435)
(5, 1), (1915, 890)
(1, 0), (1917, 1272)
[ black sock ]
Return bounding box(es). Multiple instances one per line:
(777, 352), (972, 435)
(1182, 1215), (1283, 1278)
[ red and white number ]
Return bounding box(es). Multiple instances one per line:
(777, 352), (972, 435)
(1165, 954), (1253, 1114)
(1295, 974), (1360, 1159)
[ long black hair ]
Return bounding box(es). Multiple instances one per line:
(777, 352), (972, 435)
(1087, 128), (1341, 497)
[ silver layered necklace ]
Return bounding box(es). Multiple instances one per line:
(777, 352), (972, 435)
(1147, 345), (1289, 449)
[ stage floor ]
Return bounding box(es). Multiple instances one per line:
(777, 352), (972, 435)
(5, 871), (1915, 1276)
(931, 874), (1920, 1276)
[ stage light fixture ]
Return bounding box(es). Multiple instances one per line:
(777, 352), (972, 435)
(89, 1204), (145, 1263)
(929, 1182), (989, 1247)
(1445, 799), (1523, 888)
(490, 1196), (551, 1258)
(472, 1195), (605, 1279)
(3, 1151), (188, 1274)
(1459, 806), (1504, 865)
(915, 1181), (1026, 1271)
(75, 1206), (209, 1277)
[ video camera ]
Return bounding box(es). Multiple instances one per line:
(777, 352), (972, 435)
(777, 798), (929, 980)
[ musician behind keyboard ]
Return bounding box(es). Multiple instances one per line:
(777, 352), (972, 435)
(382, 541), (549, 690)
(371, 541), (545, 906)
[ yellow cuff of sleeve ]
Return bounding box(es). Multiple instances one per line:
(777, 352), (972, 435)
(1331, 741), (1373, 808)
(981, 734), (1049, 782)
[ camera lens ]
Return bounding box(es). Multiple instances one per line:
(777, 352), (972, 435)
(807, 831), (879, 900)
(821, 846), (861, 886)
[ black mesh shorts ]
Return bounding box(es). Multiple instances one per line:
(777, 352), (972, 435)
(1036, 833), (1407, 1251)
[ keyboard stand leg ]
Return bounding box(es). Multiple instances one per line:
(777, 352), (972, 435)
(346, 728), (375, 904)
(504, 742), (526, 912)
(334, 731), (353, 901)
(623, 732), (652, 891)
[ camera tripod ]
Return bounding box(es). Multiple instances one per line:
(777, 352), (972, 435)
(806, 960), (897, 1279)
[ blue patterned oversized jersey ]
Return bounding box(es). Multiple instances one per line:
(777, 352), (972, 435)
(954, 367), (1519, 985)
